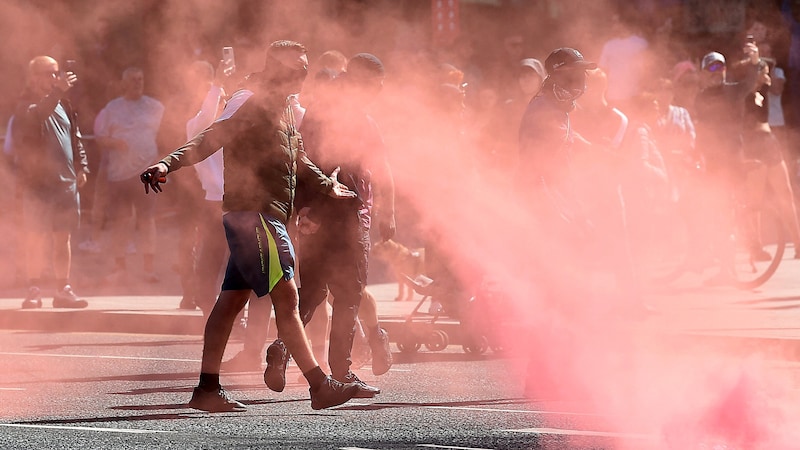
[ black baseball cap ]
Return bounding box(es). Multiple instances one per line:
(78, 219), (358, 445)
(544, 47), (597, 75)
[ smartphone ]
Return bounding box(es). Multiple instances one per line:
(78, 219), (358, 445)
(65, 59), (77, 74)
(745, 34), (756, 45)
(222, 47), (235, 75)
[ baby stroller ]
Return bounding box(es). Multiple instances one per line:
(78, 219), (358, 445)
(393, 272), (509, 355)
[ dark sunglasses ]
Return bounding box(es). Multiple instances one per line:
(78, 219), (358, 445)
(706, 62), (725, 73)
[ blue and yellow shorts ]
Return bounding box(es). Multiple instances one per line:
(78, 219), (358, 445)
(221, 211), (295, 297)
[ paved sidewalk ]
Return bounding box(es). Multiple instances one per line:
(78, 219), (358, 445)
(0, 282), (417, 336)
(2, 265), (800, 356)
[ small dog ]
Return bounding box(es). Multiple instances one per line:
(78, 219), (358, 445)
(372, 239), (425, 301)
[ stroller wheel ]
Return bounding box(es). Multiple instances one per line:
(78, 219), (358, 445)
(424, 330), (449, 351)
(397, 335), (421, 353)
(462, 335), (489, 355)
(490, 343), (505, 354)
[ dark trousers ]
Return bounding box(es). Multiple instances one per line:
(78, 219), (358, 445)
(297, 220), (370, 379)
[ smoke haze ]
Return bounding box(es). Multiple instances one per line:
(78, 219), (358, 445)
(1, 1), (799, 447)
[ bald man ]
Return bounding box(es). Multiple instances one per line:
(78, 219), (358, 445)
(12, 56), (89, 309)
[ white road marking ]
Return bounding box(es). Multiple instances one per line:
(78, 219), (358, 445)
(424, 405), (600, 416)
(0, 423), (171, 434)
(417, 445), (494, 450)
(0, 387), (25, 391)
(504, 427), (657, 440)
(0, 352), (199, 363)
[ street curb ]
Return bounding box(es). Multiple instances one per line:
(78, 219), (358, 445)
(0, 308), (207, 335)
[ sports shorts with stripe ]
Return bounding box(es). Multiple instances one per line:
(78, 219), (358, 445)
(221, 211), (296, 297)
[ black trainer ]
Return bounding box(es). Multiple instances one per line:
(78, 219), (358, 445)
(368, 327), (393, 376)
(310, 376), (360, 410)
(52, 285), (88, 309)
(264, 339), (289, 392)
(335, 371), (381, 398)
(188, 386), (246, 412)
(22, 286), (42, 309)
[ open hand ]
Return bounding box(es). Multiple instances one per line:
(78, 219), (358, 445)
(327, 167), (357, 199)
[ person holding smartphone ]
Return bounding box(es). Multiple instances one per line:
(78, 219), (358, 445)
(12, 56), (90, 309)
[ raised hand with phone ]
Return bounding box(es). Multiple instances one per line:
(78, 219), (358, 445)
(222, 46), (236, 76)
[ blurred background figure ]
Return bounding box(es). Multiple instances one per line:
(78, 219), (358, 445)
(598, 12), (650, 113)
(94, 67), (164, 284)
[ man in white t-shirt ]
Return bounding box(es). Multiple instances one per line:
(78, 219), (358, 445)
(94, 67), (164, 282)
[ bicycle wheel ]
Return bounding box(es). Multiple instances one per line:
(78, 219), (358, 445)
(731, 205), (785, 290)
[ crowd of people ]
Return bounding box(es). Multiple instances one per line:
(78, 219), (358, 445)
(6, 2), (800, 411)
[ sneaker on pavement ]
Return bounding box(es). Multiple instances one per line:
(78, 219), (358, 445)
(187, 386), (246, 412)
(178, 297), (197, 310)
(335, 371), (381, 398)
(222, 350), (263, 372)
(22, 286), (43, 309)
(309, 376), (360, 410)
(264, 339), (289, 392)
(368, 327), (393, 376)
(52, 285), (88, 309)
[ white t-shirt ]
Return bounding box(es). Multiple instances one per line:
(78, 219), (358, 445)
(94, 95), (164, 181)
(188, 85), (225, 202)
(599, 34), (649, 103)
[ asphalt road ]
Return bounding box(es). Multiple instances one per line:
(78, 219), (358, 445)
(0, 330), (643, 449)
(2, 330), (800, 450)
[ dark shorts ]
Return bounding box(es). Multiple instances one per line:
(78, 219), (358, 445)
(221, 211), (295, 297)
(22, 187), (80, 233)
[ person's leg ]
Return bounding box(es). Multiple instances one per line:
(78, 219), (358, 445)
(21, 191), (51, 308)
(242, 295), (272, 355)
(358, 289), (378, 330)
(104, 181), (133, 280)
(51, 231), (71, 284)
(326, 223), (381, 395)
(359, 288), (393, 375)
(194, 201), (228, 315)
(305, 298), (331, 371)
(23, 229), (46, 308)
(269, 277), (320, 372)
(226, 212), (358, 408)
(200, 289), (251, 374)
(188, 288), (250, 412)
(50, 228), (88, 308)
(133, 185), (158, 281)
